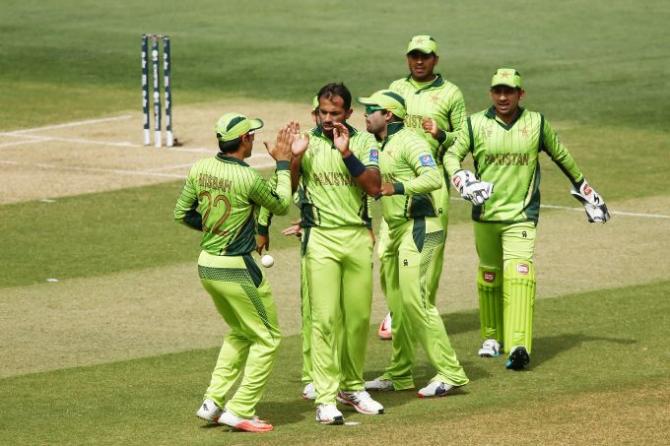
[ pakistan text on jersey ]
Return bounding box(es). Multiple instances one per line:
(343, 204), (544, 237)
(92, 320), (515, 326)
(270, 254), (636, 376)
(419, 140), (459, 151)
(310, 171), (355, 186)
(404, 114), (424, 129)
(484, 153), (530, 166)
(198, 173), (232, 192)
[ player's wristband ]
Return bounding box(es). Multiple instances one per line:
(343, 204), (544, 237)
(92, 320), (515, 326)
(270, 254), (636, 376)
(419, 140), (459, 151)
(276, 160), (290, 171)
(342, 153), (366, 177)
(257, 224), (269, 236)
(436, 129), (446, 143)
(393, 182), (405, 195)
(183, 209), (203, 231)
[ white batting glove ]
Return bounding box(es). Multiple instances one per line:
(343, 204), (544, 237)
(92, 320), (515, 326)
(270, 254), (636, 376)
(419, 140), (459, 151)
(570, 180), (610, 223)
(451, 170), (494, 205)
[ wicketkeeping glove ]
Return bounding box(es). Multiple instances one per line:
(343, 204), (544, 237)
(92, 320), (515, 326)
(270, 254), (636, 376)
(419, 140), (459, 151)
(570, 180), (610, 223)
(451, 170), (494, 206)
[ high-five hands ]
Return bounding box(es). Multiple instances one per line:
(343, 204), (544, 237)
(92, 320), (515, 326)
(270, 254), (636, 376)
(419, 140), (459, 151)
(290, 122), (310, 157)
(332, 122), (351, 156)
(264, 123), (295, 161)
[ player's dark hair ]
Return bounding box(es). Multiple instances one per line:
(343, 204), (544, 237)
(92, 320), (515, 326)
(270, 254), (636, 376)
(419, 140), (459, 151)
(218, 137), (241, 153)
(317, 82), (352, 110)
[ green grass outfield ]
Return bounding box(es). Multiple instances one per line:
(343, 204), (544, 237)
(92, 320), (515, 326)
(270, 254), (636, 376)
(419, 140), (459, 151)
(1, 0), (669, 444)
(0, 0), (667, 131)
(1, 281), (668, 445)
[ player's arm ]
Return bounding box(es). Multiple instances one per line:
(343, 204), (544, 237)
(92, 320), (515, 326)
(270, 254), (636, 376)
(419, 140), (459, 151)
(444, 119), (493, 205)
(333, 123), (382, 196)
(173, 168), (203, 231)
(381, 139), (441, 196)
(541, 117), (610, 222)
(249, 168), (292, 216)
(290, 128), (310, 193)
(424, 88), (467, 152)
(540, 117), (584, 186)
(256, 191), (274, 254)
(443, 120), (472, 179)
(251, 124), (294, 216)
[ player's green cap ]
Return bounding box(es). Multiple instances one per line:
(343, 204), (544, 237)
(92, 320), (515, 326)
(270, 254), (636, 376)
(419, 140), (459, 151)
(406, 35), (437, 55)
(215, 113), (264, 142)
(311, 95), (319, 111)
(491, 68), (522, 89)
(357, 90), (407, 119)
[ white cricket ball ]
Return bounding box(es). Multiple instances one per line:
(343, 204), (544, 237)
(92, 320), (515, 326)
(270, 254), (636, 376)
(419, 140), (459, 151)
(261, 254), (275, 268)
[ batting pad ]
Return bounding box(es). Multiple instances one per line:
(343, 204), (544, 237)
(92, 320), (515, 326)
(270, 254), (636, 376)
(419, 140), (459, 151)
(477, 267), (503, 343)
(503, 260), (536, 354)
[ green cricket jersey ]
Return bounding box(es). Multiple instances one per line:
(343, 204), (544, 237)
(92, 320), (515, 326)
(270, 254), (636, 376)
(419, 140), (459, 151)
(174, 154), (291, 255)
(389, 74), (467, 160)
(444, 107), (584, 223)
(299, 124), (379, 228)
(379, 122), (442, 228)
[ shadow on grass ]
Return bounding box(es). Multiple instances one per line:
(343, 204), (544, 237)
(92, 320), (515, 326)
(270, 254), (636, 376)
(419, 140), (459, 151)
(533, 333), (637, 368)
(442, 311), (480, 336)
(256, 399), (312, 427)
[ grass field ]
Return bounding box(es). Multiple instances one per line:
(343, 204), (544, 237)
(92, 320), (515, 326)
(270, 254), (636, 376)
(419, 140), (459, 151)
(1, 0), (669, 444)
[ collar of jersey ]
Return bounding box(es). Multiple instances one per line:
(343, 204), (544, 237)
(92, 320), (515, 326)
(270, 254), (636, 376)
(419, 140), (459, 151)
(485, 106), (526, 130)
(312, 122), (358, 141)
(381, 121), (405, 149)
(216, 153), (250, 166)
(404, 73), (445, 93)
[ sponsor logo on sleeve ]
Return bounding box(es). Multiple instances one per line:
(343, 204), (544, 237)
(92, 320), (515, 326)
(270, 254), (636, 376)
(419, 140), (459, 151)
(516, 263), (529, 275)
(369, 148), (379, 164)
(419, 153), (436, 167)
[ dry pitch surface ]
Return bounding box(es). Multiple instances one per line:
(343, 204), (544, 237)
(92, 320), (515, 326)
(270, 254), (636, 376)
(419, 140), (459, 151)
(1, 100), (669, 380)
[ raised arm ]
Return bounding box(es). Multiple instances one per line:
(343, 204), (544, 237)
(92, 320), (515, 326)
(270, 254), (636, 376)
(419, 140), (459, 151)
(333, 122), (381, 196)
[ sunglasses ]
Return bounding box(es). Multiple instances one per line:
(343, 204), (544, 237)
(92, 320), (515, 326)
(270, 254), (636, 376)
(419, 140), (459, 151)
(365, 105), (385, 115)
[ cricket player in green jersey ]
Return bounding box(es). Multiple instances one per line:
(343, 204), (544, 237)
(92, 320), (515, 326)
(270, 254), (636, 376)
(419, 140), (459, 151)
(377, 35), (467, 340)
(174, 113), (294, 432)
(256, 96), (321, 401)
(444, 68), (610, 370)
(291, 83), (384, 425)
(358, 90), (469, 397)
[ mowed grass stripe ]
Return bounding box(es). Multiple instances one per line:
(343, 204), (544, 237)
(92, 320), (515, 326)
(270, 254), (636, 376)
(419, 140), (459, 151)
(1, 1), (667, 131)
(1, 281), (668, 445)
(2, 135), (670, 291)
(2, 193), (669, 378)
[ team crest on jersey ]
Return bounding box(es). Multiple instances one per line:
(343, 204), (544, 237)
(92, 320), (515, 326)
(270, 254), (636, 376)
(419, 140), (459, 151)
(419, 153), (436, 167)
(517, 263), (530, 275)
(369, 148), (379, 163)
(483, 271), (496, 282)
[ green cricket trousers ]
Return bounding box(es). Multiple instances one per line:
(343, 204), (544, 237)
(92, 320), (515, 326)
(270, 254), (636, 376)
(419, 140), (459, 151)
(197, 250), (280, 418)
(303, 225), (373, 405)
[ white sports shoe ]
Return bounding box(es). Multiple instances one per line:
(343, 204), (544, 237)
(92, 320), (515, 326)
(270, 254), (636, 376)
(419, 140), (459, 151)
(217, 410), (273, 432)
(377, 312), (392, 340)
(364, 377), (394, 391)
(196, 398), (222, 422)
(478, 339), (501, 357)
(337, 390), (384, 415)
(302, 382), (317, 400)
(315, 403), (344, 425)
(417, 381), (458, 398)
